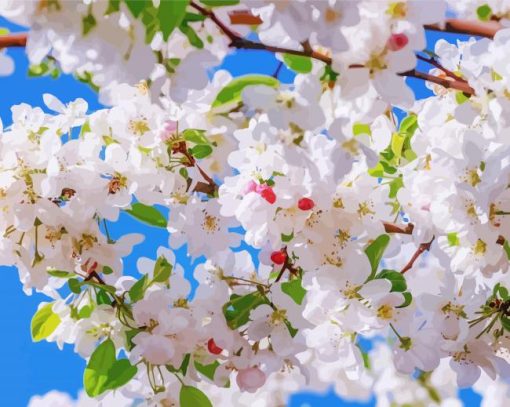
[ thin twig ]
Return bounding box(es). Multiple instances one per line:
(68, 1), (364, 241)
(416, 54), (467, 83)
(401, 237), (435, 274)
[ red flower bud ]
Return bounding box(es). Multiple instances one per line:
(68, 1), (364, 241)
(207, 338), (223, 355)
(271, 250), (287, 265)
(387, 33), (409, 51)
(298, 197), (315, 211)
(259, 186), (276, 204)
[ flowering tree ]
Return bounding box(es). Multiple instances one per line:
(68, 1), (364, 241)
(2, 0), (510, 405)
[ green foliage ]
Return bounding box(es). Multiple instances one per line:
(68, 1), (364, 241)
(183, 128), (210, 145)
(365, 234), (390, 280)
(281, 278), (306, 305)
(124, 0), (148, 17)
(158, 0), (190, 41)
(212, 75), (279, 109)
(376, 270), (407, 292)
(128, 274), (150, 303)
(153, 256), (173, 283)
(190, 144), (213, 159)
(200, 0), (240, 6)
(84, 339), (137, 397)
(476, 4), (493, 21)
(28, 59), (60, 79)
(283, 54), (312, 74)
(31, 302), (61, 342)
(397, 292), (413, 308)
(447, 232), (460, 247)
(223, 292), (266, 329)
(82, 13), (97, 36)
(353, 123), (371, 136)
(180, 385), (213, 407)
(194, 360), (220, 380)
(125, 202), (167, 228)
(47, 269), (73, 278)
(68, 278), (82, 294)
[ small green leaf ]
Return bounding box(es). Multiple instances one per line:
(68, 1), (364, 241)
(391, 132), (405, 159)
(82, 13), (97, 36)
(281, 231), (294, 243)
(194, 360), (220, 380)
(96, 289), (112, 305)
(399, 114), (418, 136)
(212, 75), (279, 108)
(0, 28), (10, 36)
(84, 339), (137, 397)
(125, 203), (167, 228)
(476, 4), (492, 21)
(497, 285), (509, 300)
(397, 292), (413, 308)
(448, 232), (460, 247)
(180, 23), (204, 48)
(102, 265), (114, 275)
(158, 0), (190, 41)
(190, 144), (213, 159)
(283, 54), (312, 74)
(223, 292), (267, 329)
(503, 240), (510, 260)
(365, 234), (390, 280)
(455, 92), (470, 105)
(180, 385), (213, 407)
(183, 128), (209, 145)
(129, 274), (149, 303)
(353, 123), (371, 137)
(125, 0), (148, 17)
(389, 176), (404, 199)
(376, 270), (407, 292)
(78, 305), (94, 319)
(31, 302), (61, 342)
(281, 278), (306, 305)
(153, 256), (173, 283)
(68, 278), (82, 294)
(368, 162), (384, 177)
(200, 0), (240, 6)
(47, 269), (73, 278)
(105, 0), (120, 15)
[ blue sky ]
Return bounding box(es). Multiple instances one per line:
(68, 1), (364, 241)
(0, 16), (483, 407)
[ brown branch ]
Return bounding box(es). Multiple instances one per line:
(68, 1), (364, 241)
(401, 237), (435, 274)
(424, 19), (502, 39)
(383, 222), (414, 235)
(0, 33), (27, 48)
(400, 69), (475, 95)
(416, 54), (467, 83)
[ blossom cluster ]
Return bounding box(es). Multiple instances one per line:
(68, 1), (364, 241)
(1, 0), (510, 406)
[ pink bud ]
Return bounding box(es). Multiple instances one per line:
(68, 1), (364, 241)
(236, 367), (266, 393)
(257, 185), (276, 204)
(159, 120), (178, 141)
(387, 33), (409, 51)
(244, 180), (258, 194)
(298, 197), (315, 211)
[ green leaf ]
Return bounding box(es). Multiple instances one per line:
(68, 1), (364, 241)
(140, 4), (160, 43)
(96, 289), (112, 305)
(31, 302), (61, 342)
(125, 0), (148, 17)
(448, 232), (460, 247)
(376, 270), (407, 292)
(399, 114), (418, 136)
(47, 269), (73, 278)
(281, 231), (294, 243)
(223, 292), (266, 329)
(281, 278), (306, 305)
(129, 274), (149, 303)
(68, 278), (82, 294)
(84, 339), (116, 396)
(105, 0), (121, 14)
(397, 292), (413, 308)
(153, 256), (173, 283)
(194, 360), (220, 381)
(78, 304), (94, 319)
(497, 285), (509, 300)
(368, 162), (384, 178)
(102, 265), (114, 275)
(82, 13), (97, 36)
(183, 128), (209, 145)
(389, 176), (404, 199)
(200, 0), (240, 6)
(455, 92), (470, 105)
(391, 132), (405, 159)
(365, 234), (390, 280)
(476, 4), (492, 21)
(353, 123), (371, 137)
(106, 359), (137, 390)
(504, 240), (510, 260)
(212, 75), (279, 108)
(82, 280), (117, 295)
(190, 144), (213, 159)
(125, 202), (167, 228)
(158, 0), (190, 41)
(0, 27), (9, 36)
(283, 54), (312, 74)
(180, 385), (213, 407)
(180, 23), (204, 48)
(84, 339), (137, 397)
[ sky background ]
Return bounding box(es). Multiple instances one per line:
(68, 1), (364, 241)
(0, 16), (483, 407)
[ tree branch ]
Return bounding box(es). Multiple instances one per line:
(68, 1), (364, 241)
(0, 33), (27, 48)
(424, 19), (502, 39)
(401, 237), (435, 274)
(399, 69), (475, 95)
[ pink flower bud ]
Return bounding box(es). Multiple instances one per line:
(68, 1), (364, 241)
(236, 367), (266, 393)
(159, 120), (178, 141)
(387, 33), (409, 51)
(257, 185), (276, 204)
(298, 197), (315, 211)
(244, 180), (258, 194)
